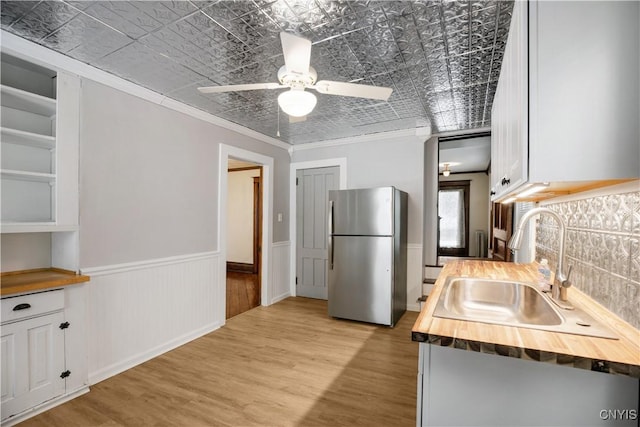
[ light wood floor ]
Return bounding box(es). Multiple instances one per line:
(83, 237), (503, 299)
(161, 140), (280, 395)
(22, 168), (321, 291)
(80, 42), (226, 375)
(226, 271), (260, 319)
(19, 298), (419, 427)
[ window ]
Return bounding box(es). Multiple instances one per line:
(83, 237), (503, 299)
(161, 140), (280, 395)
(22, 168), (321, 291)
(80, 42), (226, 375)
(438, 181), (470, 257)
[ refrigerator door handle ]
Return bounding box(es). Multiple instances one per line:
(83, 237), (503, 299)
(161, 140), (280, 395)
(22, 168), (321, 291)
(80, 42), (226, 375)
(329, 200), (334, 270)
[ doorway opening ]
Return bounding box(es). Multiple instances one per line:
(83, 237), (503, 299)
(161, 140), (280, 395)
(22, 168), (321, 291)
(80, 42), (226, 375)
(226, 159), (262, 319)
(438, 180), (470, 257)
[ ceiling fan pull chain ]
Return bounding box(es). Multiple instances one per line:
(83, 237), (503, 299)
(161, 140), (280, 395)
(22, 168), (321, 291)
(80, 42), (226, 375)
(276, 105), (281, 137)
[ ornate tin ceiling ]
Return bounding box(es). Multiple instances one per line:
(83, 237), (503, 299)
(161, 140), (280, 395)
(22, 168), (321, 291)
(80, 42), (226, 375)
(1, 1), (513, 145)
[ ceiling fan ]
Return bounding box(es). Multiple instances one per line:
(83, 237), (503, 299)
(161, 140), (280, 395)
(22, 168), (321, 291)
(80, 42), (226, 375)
(198, 32), (393, 120)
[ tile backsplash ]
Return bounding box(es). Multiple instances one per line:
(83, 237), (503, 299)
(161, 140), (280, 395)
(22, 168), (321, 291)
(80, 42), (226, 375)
(535, 186), (639, 329)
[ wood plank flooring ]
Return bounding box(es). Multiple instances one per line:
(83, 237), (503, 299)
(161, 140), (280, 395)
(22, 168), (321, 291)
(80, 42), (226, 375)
(19, 298), (419, 427)
(226, 271), (260, 319)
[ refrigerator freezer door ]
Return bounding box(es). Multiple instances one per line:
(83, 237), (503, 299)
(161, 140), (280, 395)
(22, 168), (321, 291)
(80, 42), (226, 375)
(328, 235), (393, 325)
(329, 187), (394, 236)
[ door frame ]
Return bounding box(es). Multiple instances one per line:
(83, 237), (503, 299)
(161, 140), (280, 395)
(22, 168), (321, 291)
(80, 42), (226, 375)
(226, 166), (262, 274)
(219, 144), (273, 323)
(252, 175), (262, 274)
(289, 158), (347, 297)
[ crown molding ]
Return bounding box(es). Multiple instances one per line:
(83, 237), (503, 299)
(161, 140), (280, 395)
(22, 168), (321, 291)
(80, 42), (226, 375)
(289, 125), (431, 153)
(0, 31), (290, 151)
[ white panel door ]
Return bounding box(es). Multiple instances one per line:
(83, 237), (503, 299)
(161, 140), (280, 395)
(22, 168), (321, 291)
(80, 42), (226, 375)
(296, 166), (339, 299)
(1, 312), (66, 421)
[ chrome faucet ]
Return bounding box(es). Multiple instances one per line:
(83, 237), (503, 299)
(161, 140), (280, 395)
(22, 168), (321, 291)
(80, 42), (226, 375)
(508, 207), (574, 310)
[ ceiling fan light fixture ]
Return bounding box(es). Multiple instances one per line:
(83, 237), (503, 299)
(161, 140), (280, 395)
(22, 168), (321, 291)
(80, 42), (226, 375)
(442, 163), (451, 177)
(278, 89), (317, 117)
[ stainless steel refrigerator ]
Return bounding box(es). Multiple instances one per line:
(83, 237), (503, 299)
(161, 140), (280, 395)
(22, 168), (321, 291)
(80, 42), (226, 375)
(327, 187), (407, 326)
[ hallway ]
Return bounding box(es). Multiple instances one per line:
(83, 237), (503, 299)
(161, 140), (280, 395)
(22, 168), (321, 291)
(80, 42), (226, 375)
(226, 271), (260, 319)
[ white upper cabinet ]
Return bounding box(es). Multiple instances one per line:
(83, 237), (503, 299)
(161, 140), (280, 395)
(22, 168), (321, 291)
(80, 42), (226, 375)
(491, 1), (639, 202)
(1, 54), (80, 232)
(491, 0), (528, 200)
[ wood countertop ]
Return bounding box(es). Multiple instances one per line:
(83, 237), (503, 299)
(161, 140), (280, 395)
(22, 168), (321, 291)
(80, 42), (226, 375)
(412, 260), (640, 378)
(1, 268), (90, 296)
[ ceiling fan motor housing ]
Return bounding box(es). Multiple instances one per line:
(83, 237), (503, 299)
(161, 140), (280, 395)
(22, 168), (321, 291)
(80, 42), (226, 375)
(278, 65), (317, 89)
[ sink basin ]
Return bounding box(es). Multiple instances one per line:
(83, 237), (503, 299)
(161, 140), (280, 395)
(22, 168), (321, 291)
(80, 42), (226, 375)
(433, 276), (618, 339)
(434, 277), (563, 327)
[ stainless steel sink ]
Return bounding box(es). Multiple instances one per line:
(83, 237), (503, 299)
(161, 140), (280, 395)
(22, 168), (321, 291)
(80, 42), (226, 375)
(433, 277), (618, 339)
(435, 278), (563, 326)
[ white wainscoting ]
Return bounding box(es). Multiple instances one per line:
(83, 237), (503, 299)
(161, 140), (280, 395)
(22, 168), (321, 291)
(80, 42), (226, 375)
(81, 252), (222, 385)
(271, 241), (291, 304)
(407, 244), (424, 312)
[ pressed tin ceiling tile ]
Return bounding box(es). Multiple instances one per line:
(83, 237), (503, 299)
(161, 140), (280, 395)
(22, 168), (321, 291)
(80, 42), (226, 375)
(1, 0), (513, 144)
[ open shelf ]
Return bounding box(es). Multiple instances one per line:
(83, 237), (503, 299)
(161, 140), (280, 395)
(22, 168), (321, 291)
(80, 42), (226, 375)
(1, 127), (55, 149)
(1, 84), (56, 117)
(1, 169), (55, 183)
(0, 223), (78, 233)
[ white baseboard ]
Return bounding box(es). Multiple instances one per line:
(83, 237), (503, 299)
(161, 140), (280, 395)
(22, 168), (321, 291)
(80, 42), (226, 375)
(2, 387), (90, 426)
(89, 321), (222, 385)
(271, 292), (291, 305)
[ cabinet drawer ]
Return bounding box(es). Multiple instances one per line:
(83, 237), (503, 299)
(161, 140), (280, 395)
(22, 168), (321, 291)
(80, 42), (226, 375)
(1, 289), (64, 324)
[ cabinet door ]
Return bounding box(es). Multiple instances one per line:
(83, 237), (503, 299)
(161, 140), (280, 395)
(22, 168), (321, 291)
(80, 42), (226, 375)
(490, 82), (503, 196)
(490, 0), (528, 201)
(1, 312), (65, 421)
(505, 0), (528, 193)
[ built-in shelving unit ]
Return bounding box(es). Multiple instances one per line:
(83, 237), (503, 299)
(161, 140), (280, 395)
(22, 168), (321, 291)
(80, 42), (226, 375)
(1, 56), (58, 229)
(1, 169), (56, 182)
(0, 84), (56, 117)
(1, 53), (80, 237)
(1, 127), (56, 149)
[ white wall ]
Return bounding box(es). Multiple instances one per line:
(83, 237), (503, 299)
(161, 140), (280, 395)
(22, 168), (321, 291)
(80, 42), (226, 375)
(1, 233), (51, 271)
(439, 172), (490, 257)
(423, 136), (439, 267)
(291, 133), (426, 244)
(76, 80), (291, 383)
(291, 130), (428, 311)
(227, 169), (260, 264)
(79, 81), (291, 269)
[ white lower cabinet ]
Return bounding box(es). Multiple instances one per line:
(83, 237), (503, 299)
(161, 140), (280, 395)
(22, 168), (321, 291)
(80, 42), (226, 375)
(1, 290), (68, 423)
(417, 344), (639, 427)
(1, 311), (66, 420)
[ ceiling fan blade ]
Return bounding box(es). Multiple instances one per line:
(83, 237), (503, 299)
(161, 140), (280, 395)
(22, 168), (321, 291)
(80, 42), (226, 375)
(280, 32), (311, 75)
(289, 115), (307, 124)
(198, 82), (283, 94)
(312, 81), (393, 101)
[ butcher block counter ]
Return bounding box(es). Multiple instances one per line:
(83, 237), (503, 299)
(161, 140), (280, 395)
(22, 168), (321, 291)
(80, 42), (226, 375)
(1, 268), (90, 296)
(412, 260), (640, 378)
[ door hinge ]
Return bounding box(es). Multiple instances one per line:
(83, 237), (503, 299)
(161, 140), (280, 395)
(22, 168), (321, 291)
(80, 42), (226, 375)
(296, 177), (299, 185)
(60, 370), (71, 379)
(59, 322), (70, 330)
(295, 276), (298, 285)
